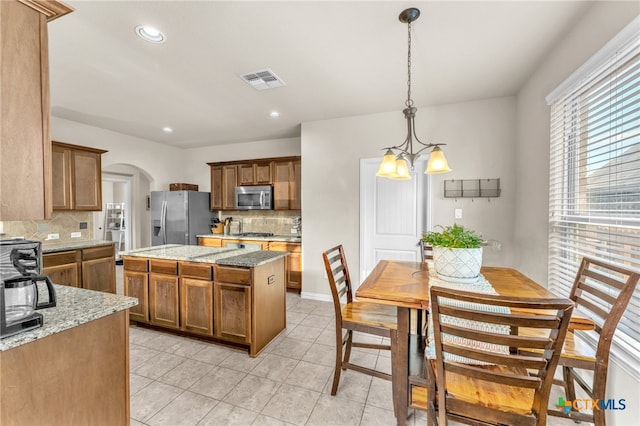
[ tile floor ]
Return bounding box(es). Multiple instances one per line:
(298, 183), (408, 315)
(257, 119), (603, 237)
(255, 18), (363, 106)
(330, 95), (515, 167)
(120, 266), (580, 426)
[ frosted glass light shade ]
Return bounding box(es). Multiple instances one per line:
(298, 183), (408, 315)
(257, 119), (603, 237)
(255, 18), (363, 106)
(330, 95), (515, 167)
(390, 158), (411, 180)
(425, 147), (451, 174)
(377, 150), (398, 177)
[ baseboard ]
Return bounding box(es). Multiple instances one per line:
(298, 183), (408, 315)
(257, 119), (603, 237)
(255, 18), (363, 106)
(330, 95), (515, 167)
(300, 291), (332, 303)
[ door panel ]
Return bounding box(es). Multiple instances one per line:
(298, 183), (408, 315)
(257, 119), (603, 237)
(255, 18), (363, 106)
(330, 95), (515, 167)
(164, 191), (188, 245)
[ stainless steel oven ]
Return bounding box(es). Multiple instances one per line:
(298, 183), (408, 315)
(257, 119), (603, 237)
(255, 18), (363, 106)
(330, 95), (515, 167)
(234, 185), (273, 210)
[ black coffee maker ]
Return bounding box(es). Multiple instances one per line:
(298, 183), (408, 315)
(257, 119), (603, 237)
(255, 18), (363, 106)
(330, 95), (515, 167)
(1, 240), (56, 338)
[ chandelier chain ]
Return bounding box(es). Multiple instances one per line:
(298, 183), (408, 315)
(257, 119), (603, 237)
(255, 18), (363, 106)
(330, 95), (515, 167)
(406, 20), (413, 108)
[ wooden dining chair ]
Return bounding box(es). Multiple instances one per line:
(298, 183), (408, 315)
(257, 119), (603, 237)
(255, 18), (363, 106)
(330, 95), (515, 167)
(413, 241), (433, 337)
(322, 245), (398, 396)
(427, 286), (574, 426)
(520, 257), (639, 425)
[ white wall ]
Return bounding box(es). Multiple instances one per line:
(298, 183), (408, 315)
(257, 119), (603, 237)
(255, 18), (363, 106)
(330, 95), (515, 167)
(182, 138), (300, 191)
(52, 117), (183, 191)
(301, 96), (517, 298)
(514, 2), (640, 423)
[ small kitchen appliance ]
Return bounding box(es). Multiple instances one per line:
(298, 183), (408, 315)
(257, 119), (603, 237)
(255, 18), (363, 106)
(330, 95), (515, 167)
(1, 239), (56, 338)
(235, 185), (273, 210)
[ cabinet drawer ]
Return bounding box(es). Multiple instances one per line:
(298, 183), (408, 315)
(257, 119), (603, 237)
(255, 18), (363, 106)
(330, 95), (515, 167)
(179, 262), (213, 280)
(82, 244), (114, 261)
(215, 266), (251, 285)
(150, 259), (178, 275)
(43, 250), (81, 268)
(123, 257), (148, 272)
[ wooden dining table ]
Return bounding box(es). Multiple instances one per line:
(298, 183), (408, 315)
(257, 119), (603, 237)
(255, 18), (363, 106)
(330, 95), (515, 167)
(355, 260), (594, 426)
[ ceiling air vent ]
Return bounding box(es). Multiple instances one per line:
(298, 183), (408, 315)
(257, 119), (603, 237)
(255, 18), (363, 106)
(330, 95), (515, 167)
(240, 68), (286, 91)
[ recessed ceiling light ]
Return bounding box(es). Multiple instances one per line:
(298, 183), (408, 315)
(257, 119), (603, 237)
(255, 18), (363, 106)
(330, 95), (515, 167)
(269, 111), (281, 118)
(135, 25), (165, 43)
(162, 127), (173, 133)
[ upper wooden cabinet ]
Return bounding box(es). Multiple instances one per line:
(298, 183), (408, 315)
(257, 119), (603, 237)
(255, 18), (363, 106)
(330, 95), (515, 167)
(208, 156), (301, 211)
(0, 0), (72, 221)
(52, 141), (107, 211)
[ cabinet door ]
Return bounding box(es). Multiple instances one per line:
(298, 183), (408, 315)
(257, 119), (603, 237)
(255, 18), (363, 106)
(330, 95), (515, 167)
(82, 256), (116, 294)
(51, 145), (72, 210)
(149, 273), (180, 329)
(222, 165), (237, 210)
(254, 163), (272, 184)
(237, 164), (255, 186)
(198, 237), (222, 247)
(71, 149), (102, 210)
(268, 242), (302, 292)
(0, 1), (50, 220)
(210, 165), (223, 210)
(214, 282), (251, 343)
(43, 263), (80, 287)
(291, 159), (301, 210)
(181, 278), (214, 336)
(124, 271), (149, 323)
(272, 161), (291, 210)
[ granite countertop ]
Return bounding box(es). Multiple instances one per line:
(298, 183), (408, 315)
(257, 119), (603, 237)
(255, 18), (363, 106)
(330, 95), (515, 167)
(197, 234), (301, 243)
(0, 285), (137, 352)
(121, 244), (288, 267)
(42, 239), (115, 254)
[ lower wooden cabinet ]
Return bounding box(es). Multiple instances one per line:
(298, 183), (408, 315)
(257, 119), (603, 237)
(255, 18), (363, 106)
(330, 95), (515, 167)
(198, 237), (222, 247)
(149, 273), (180, 330)
(43, 244), (115, 293)
(269, 242), (301, 292)
(214, 281), (251, 343)
(124, 270), (149, 323)
(181, 277), (214, 336)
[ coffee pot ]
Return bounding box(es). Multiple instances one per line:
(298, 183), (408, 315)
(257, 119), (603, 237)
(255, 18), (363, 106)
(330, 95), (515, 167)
(1, 275), (56, 338)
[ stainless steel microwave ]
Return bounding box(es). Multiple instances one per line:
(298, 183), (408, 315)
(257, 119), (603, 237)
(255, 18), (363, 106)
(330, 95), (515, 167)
(234, 185), (273, 210)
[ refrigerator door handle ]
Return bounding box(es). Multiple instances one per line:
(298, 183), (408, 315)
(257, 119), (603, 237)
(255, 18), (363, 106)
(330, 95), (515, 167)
(161, 200), (167, 244)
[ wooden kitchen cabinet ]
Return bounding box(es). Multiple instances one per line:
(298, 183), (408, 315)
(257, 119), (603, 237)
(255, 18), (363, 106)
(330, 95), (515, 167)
(123, 257), (149, 323)
(43, 250), (81, 288)
(0, 1), (72, 221)
(208, 156), (300, 211)
(214, 267), (252, 344)
(269, 241), (302, 292)
(82, 245), (116, 293)
(52, 141), (106, 211)
(179, 262), (214, 337)
(149, 259), (180, 329)
(43, 244), (115, 293)
(198, 237), (223, 247)
(238, 162), (272, 186)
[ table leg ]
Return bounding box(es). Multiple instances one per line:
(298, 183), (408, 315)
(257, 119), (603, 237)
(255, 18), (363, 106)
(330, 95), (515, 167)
(393, 306), (409, 426)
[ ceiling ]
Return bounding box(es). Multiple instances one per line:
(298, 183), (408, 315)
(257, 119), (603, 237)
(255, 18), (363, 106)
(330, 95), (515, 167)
(48, 1), (592, 149)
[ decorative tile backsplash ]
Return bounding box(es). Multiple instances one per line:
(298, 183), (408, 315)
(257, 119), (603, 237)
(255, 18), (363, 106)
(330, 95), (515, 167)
(217, 210), (302, 236)
(0, 212), (94, 242)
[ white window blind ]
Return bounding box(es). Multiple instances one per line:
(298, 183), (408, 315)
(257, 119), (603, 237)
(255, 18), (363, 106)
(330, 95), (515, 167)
(548, 22), (640, 376)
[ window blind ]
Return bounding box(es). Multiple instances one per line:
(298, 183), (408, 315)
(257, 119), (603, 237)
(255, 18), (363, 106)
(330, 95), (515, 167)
(548, 26), (640, 375)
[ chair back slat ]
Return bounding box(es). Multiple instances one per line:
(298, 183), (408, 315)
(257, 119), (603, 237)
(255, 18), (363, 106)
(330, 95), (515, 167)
(430, 286), (574, 426)
(576, 281), (618, 306)
(419, 240), (433, 262)
(580, 268), (627, 291)
(322, 245), (354, 322)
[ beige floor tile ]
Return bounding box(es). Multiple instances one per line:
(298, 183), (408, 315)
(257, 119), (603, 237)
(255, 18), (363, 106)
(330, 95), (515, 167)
(191, 343), (235, 365)
(373, 353), (392, 375)
(158, 358), (215, 389)
(315, 328), (338, 346)
(250, 354), (299, 382)
(130, 381), (183, 423)
(301, 342), (336, 367)
(366, 377), (395, 412)
(347, 349), (379, 371)
(268, 336), (313, 359)
(310, 304), (335, 317)
(251, 414), (296, 425)
(198, 401), (259, 426)
(306, 393), (365, 426)
(260, 383), (320, 425)
(134, 351), (187, 380)
(224, 374), (281, 412)
(360, 404), (397, 426)
(189, 366), (246, 400)
(130, 373), (153, 396)
(130, 344), (161, 370)
(130, 418), (144, 426)
(285, 311), (308, 326)
(141, 332), (187, 352)
(285, 360), (333, 391)
(146, 390), (218, 426)
(322, 369), (372, 404)
(219, 349), (266, 372)
(287, 300), (322, 314)
(170, 338), (209, 358)
(299, 313), (333, 329)
(285, 324), (324, 342)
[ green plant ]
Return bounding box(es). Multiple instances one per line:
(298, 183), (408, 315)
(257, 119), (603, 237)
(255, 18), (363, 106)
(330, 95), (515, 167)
(421, 224), (487, 249)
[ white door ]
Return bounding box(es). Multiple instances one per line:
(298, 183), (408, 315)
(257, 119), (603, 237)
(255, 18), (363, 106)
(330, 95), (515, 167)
(359, 158), (429, 285)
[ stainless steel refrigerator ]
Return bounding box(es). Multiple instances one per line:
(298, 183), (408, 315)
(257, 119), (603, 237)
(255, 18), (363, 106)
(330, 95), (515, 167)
(151, 191), (214, 246)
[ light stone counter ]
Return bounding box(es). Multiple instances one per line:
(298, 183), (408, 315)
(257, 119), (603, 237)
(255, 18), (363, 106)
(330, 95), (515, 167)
(0, 285), (137, 351)
(42, 239), (115, 253)
(121, 244), (287, 267)
(197, 234), (302, 243)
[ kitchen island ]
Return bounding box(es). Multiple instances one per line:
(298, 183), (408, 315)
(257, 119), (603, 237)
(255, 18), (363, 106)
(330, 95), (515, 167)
(0, 285), (137, 425)
(122, 244), (288, 356)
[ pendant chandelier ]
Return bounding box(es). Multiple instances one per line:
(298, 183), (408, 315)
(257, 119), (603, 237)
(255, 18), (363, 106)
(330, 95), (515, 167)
(377, 8), (451, 180)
